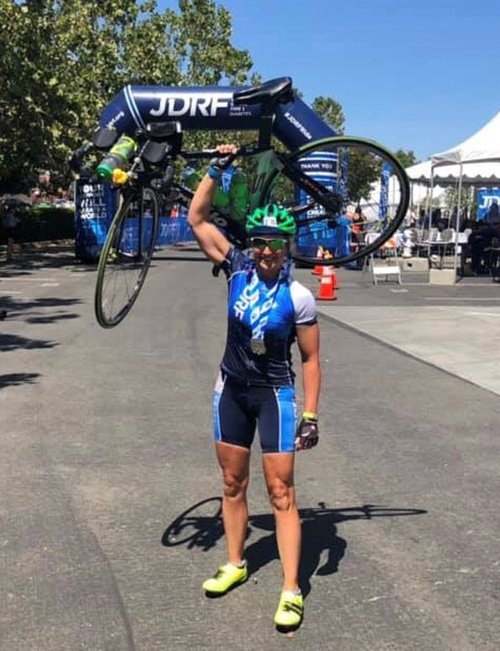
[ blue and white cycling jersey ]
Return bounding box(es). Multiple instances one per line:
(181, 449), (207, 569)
(220, 247), (317, 387)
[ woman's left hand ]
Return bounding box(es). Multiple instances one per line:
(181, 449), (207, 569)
(295, 417), (319, 451)
(209, 144), (239, 172)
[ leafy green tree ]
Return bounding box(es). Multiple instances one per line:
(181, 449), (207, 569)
(394, 149), (418, 169)
(0, 0), (254, 193)
(312, 96), (345, 135)
(444, 186), (475, 216)
(346, 149), (380, 204)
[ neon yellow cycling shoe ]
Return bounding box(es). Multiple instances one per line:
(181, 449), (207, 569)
(273, 590), (304, 630)
(202, 562), (248, 596)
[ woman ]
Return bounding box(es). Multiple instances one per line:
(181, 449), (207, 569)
(188, 144), (321, 630)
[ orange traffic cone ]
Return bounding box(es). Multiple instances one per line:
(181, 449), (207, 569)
(317, 266), (337, 301)
(312, 246), (324, 275)
(321, 249), (339, 289)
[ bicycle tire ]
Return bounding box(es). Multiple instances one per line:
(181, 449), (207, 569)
(94, 187), (159, 328)
(259, 136), (410, 266)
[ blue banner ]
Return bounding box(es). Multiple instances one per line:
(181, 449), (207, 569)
(293, 151), (350, 258)
(476, 188), (500, 220)
(74, 181), (116, 260)
(157, 212), (195, 245)
(339, 148), (349, 203)
(379, 162), (391, 219)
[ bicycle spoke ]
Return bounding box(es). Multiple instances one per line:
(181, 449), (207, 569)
(261, 137), (409, 265)
(95, 189), (159, 327)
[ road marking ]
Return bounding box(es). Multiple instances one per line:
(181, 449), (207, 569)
(0, 290), (22, 294)
(424, 297), (500, 301)
(0, 277), (58, 282)
(390, 288), (408, 293)
(40, 283), (60, 287)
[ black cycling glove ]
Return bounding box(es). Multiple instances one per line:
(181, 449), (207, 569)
(295, 413), (319, 451)
(208, 152), (237, 180)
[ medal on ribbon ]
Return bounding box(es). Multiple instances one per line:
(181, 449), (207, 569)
(248, 275), (281, 357)
(250, 338), (267, 355)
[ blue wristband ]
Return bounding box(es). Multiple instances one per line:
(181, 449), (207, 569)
(208, 166), (221, 181)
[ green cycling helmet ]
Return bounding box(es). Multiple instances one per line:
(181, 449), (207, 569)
(246, 204), (297, 237)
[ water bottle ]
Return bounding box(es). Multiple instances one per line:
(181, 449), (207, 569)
(96, 135), (137, 182)
(228, 167), (248, 223)
(183, 167), (230, 211)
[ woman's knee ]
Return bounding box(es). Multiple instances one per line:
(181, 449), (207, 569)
(267, 479), (295, 512)
(222, 470), (249, 499)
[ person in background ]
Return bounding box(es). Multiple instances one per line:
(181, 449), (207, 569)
(486, 202), (500, 226)
(469, 220), (494, 274)
(1, 201), (20, 263)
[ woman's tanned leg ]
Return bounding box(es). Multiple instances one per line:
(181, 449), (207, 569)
(216, 441), (251, 564)
(262, 452), (301, 591)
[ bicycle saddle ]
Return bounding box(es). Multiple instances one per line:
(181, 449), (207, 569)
(145, 121), (182, 141)
(233, 77), (294, 107)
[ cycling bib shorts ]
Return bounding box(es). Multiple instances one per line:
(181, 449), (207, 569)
(213, 372), (297, 453)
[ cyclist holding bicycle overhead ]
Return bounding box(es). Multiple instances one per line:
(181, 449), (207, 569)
(188, 144), (321, 631)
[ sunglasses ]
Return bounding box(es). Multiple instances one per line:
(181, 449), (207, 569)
(250, 237), (288, 251)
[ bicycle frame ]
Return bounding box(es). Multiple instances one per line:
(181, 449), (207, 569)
(91, 79), (409, 264)
(95, 78), (345, 229)
(98, 82), (336, 152)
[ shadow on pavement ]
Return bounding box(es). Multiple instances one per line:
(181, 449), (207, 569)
(25, 313), (80, 325)
(0, 372), (41, 390)
(1, 295), (82, 353)
(0, 242), (77, 270)
(162, 498), (427, 597)
(0, 333), (58, 352)
(0, 296), (82, 327)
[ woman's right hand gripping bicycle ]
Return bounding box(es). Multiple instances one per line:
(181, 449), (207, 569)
(76, 77), (410, 328)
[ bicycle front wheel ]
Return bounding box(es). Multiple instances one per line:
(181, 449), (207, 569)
(94, 187), (159, 328)
(261, 137), (410, 266)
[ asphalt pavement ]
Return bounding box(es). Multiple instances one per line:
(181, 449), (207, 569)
(1, 245), (499, 650)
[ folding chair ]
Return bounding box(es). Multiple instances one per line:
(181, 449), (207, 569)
(370, 240), (402, 285)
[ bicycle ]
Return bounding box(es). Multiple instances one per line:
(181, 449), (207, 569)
(72, 77), (410, 328)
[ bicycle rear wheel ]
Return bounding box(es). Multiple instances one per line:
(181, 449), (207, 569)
(261, 137), (410, 266)
(94, 187), (159, 328)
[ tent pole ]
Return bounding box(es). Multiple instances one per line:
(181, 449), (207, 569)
(453, 163), (463, 280)
(427, 167), (435, 257)
(409, 182), (414, 224)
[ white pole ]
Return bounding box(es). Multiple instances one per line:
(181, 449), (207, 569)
(409, 182), (414, 224)
(427, 167), (435, 257)
(453, 163), (463, 280)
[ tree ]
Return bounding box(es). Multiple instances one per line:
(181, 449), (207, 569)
(394, 149), (418, 169)
(444, 186), (475, 217)
(312, 96), (345, 135)
(0, 0), (254, 193)
(346, 149), (381, 204)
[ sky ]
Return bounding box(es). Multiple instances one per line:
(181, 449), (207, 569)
(158, 0), (500, 162)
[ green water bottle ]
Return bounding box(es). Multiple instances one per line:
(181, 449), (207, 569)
(228, 167), (248, 223)
(184, 168), (230, 210)
(96, 135), (137, 182)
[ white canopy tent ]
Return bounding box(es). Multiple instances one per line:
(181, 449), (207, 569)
(406, 158), (500, 187)
(427, 111), (500, 276)
(432, 110), (500, 167)
(359, 113), (500, 269)
(359, 163), (442, 220)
